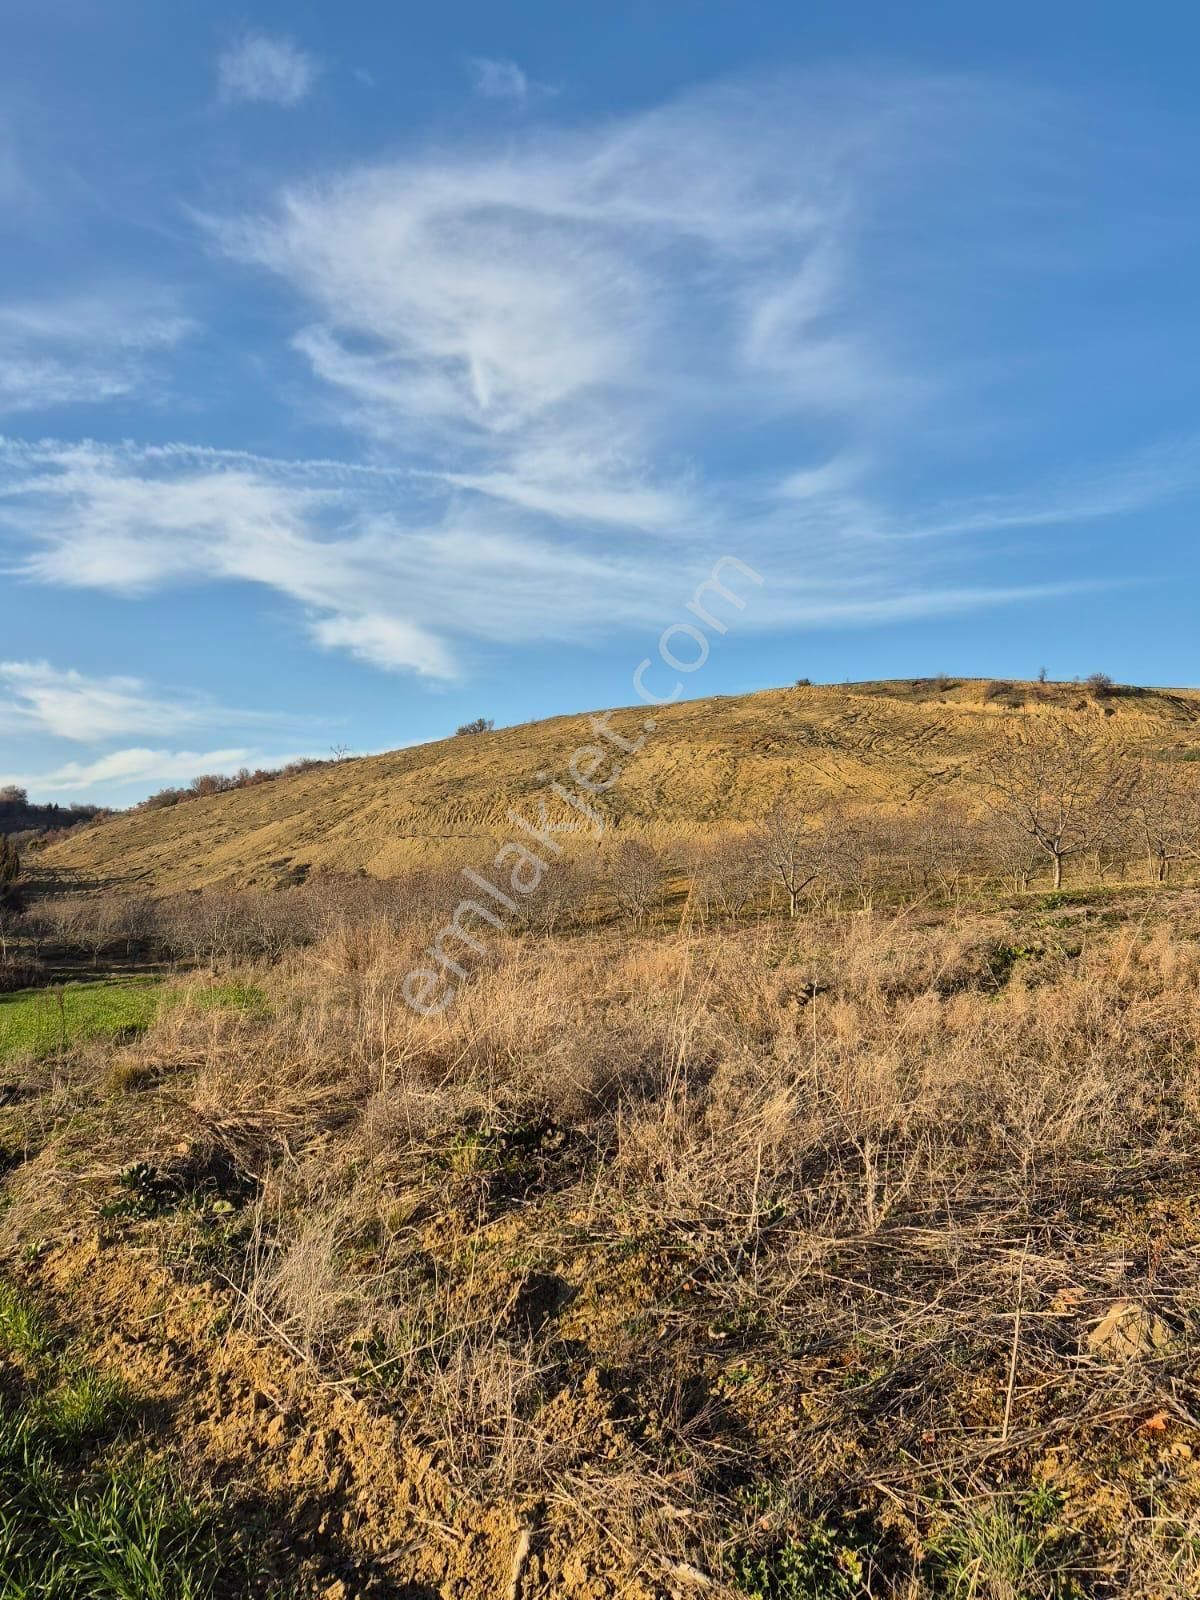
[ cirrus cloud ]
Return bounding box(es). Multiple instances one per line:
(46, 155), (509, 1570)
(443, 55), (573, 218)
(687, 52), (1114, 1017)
(0, 73), (1184, 687)
(2, 746), (302, 796)
(0, 659), (273, 743)
(0, 295), (192, 416)
(217, 32), (318, 108)
(0, 433), (1166, 682)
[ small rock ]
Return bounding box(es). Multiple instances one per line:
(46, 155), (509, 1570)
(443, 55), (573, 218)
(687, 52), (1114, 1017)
(1086, 1301), (1173, 1361)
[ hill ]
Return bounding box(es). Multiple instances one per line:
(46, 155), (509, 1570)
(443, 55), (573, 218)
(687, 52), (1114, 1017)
(42, 677), (1200, 893)
(12, 677), (1200, 1598)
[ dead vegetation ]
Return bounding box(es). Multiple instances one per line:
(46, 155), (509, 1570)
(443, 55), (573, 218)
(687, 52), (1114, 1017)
(4, 877), (1200, 1595)
(6, 698), (1200, 1593)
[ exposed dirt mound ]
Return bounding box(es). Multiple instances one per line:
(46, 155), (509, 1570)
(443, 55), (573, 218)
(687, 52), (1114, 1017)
(31, 1237), (662, 1599)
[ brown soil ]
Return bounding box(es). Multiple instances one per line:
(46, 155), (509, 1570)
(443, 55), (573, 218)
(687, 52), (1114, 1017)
(30, 1236), (664, 1600)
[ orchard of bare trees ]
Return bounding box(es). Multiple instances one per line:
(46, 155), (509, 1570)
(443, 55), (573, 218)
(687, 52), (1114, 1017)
(682, 719), (1200, 917)
(5, 719), (1200, 995)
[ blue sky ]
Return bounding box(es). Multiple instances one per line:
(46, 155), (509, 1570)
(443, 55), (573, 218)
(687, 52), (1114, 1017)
(2, 1), (1199, 805)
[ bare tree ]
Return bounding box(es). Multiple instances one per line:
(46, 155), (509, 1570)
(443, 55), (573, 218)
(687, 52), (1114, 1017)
(980, 721), (1134, 891)
(1129, 758), (1200, 882)
(895, 802), (983, 901)
(0, 898), (19, 965)
(506, 853), (598, 937)
(817, 805), (875, 911)
(606, 839), (663, 927)
(689, 834), (760, 922)
(749, 800), (828, 917)
(978, 812), (1044, 895)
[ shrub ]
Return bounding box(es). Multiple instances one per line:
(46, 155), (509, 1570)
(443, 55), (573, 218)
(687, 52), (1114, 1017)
(0, 836), (18, 891)
(139, 758), (328, 812)
(0, 957), (44, 994)
(455, 718), (495, 736)
(605, 839), (663, 926)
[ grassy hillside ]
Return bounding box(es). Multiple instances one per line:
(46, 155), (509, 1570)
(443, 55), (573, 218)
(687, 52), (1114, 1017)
(42, 678), (1200, 892)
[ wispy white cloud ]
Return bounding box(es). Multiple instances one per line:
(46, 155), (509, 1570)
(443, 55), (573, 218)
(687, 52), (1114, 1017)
(0, 655), (323, 801)
(467, 57), (531, 102)
(0, 74), (1178, 684)
(217, 32), (317, 108)
(0, 438), (455, 676)
(205, 76), (921, 545)
(0, 660), (270, 743)
(891, 438), (1200, 542)
(0, 435), (1168, 681)
(2, 746), (298, 796)
(0, 296), (192, 416)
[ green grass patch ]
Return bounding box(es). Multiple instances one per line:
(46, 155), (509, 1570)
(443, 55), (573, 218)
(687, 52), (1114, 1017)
(176, 980), (268, 1015)
(0, 1282), (51, 1364)
(0, 981), (162, 1065)
(0, 1277), (247, 1599)
(0, 977), (268, 1066)
(926, 1489), (1080, 1599)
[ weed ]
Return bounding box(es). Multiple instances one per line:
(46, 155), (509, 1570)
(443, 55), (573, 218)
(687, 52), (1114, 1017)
(0, 1279), (244, 1600)
(928, 1494), (1080, 1600)
(727, 1520), (866, 1600)
(100, 1163), (172, 1221)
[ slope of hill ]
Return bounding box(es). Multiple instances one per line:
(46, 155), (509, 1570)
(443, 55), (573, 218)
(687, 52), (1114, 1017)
(42, 678), (1200, 892)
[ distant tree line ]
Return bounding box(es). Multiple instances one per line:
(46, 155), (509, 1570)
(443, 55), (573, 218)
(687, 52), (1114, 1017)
(0, 786), (105, 839)
(138, 758), (332, 811)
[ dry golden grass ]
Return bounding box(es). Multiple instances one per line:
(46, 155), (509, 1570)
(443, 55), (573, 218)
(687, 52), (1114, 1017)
(39, 677), (1200, 892)
(6, 883), (1200, 1595)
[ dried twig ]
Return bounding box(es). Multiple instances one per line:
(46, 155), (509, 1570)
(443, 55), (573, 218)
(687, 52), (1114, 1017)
(1001, 1232), (1030, 1444)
